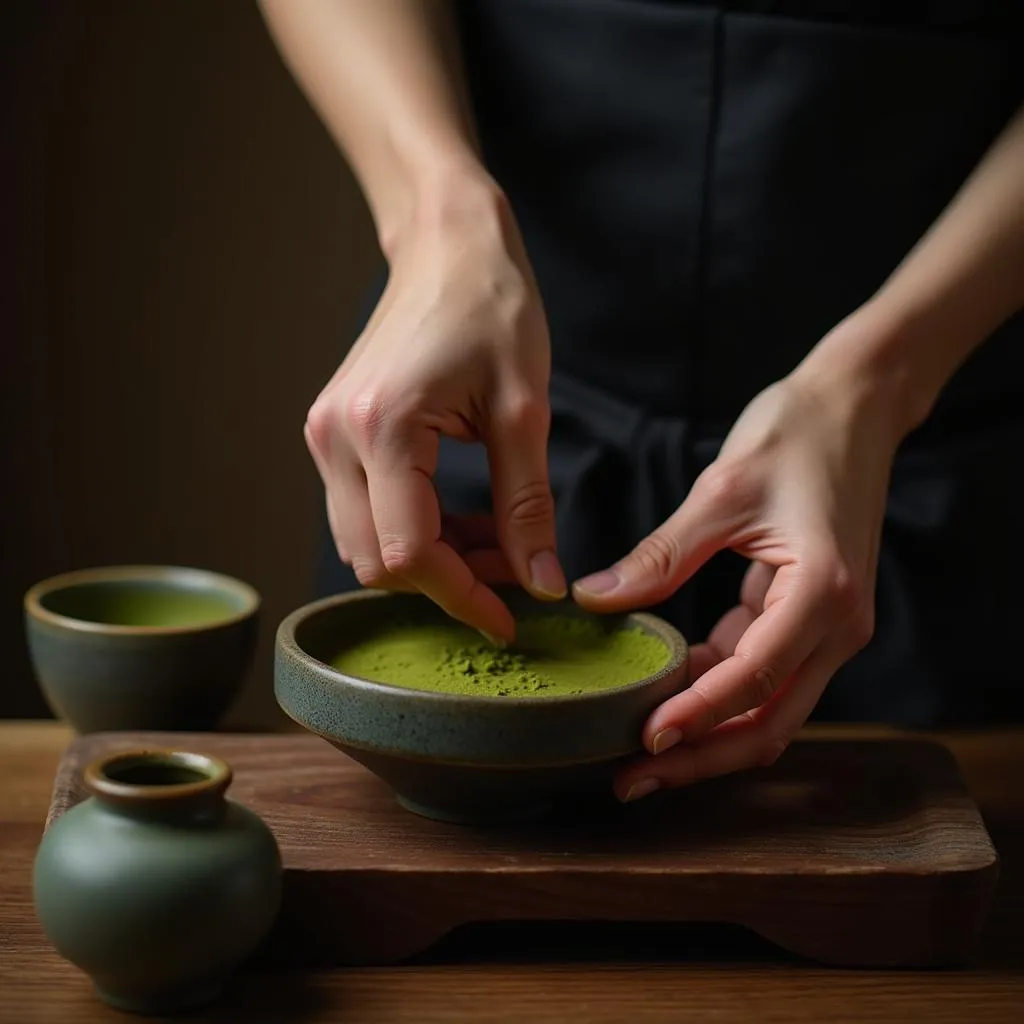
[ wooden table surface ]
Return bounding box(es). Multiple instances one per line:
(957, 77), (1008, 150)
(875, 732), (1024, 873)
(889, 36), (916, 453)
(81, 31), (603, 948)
(2, 721), (1022, 1023)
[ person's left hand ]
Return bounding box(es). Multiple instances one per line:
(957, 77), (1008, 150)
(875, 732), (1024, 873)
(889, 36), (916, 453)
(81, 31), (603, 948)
(573, 357), (903, 802)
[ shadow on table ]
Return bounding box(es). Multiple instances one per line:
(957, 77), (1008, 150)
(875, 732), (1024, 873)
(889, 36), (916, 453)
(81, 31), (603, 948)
(186, 971), (335, 1024)
(978, 825), (1024, 967)
(408, 920), (791, 966)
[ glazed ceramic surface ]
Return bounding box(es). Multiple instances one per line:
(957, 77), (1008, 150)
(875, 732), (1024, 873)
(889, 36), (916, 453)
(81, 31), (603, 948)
(24, 566), (259, 733)
(275, 590), (689, 823)
(33, 747), (282, 1015)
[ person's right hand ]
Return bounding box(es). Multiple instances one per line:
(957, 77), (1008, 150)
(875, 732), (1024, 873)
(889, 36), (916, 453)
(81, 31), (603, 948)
(304, 182), (566, 643)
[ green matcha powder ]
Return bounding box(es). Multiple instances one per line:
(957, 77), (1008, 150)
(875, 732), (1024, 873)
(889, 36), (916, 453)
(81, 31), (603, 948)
(330, 614), (669, 698)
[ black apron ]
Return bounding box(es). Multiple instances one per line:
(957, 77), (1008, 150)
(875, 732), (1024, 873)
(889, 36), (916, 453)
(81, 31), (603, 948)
(318, 1), (1024, 728)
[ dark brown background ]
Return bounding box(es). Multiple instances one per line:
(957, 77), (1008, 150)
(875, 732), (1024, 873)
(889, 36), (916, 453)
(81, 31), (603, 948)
(2, 1), (378, 724)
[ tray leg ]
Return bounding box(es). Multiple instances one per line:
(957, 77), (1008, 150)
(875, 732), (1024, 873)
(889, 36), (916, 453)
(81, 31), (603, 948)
(746, 906), (984, 968)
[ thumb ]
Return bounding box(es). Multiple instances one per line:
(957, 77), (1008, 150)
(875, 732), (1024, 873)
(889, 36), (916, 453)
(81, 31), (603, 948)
(573, 470), (739, 612)
(486, 394), (566, 601)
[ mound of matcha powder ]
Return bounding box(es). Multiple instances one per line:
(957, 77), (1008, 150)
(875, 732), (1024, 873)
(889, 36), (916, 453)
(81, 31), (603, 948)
(330, 614), (670, 698)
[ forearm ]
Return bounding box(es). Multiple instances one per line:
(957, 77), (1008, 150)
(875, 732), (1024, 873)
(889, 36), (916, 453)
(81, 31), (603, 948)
(258, 0), (496, 256)
(800, 102), (1024, 436)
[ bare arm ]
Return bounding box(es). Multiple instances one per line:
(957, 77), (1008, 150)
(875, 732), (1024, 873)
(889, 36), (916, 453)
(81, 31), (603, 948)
(258, 0), (493, 256)
(259, 0), (563, 642)
(801, 102), (1024, 434)
(576, 101), (1024, 797)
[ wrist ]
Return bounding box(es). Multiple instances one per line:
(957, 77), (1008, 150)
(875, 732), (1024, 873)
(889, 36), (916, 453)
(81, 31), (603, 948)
(792, 300), (943, 444)
(376, 149), (508, 262)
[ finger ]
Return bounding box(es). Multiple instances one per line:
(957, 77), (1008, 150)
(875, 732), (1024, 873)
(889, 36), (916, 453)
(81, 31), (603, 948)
(683, 565), (768, 682)
(685, 643), (722, 682)
(307, 424), (415, 592)
(682, 562), (776, 687)
(692, 562), (770, 670)
(704, 603), (757, 660)
(615, 638), (845, 801)
(741, 559), (774, 613)
(307, 415), (352, 565)
(325, 495), (349, 564)
(641, 604), (754, 753)
(572, 462), (755, 612)
(486, 394), (566, 601)
(365, 445), (515, 640)
(327, 474), (417, 592)
(640, 561), (833, 750)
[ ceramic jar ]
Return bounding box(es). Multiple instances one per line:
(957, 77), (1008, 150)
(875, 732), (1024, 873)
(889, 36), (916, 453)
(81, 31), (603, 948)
(33, 748), (282, 1014)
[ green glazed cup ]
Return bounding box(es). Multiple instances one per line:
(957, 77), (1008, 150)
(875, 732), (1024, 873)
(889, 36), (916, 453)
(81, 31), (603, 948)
(24, 565), (260, 733)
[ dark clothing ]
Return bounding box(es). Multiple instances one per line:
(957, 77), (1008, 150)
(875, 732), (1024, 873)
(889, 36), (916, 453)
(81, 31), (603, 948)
(319, 1), (1024, 728)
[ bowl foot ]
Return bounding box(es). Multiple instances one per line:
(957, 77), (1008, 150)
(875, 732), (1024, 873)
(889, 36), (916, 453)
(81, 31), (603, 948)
(395, 793), (553, 826)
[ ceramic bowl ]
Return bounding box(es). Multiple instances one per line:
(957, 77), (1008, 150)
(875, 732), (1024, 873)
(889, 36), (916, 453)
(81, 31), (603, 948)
(25, 565), (260, 733)
(275, 590), (689, 824)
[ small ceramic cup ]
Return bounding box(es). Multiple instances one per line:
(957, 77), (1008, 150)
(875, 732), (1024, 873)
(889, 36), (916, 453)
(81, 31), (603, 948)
(24, 565), (260, 733)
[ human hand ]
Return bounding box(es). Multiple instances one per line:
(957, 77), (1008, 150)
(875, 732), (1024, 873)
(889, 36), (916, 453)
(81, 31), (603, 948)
(573, 355), (903, 800)
(304, 183), (566, 644)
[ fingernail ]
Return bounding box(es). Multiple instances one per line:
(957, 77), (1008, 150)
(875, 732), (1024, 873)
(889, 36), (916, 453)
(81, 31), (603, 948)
(479, 630), (507, 649)
(573, 569), (620, 597)
(621, 778), (660, 803)
(652, 727), (682, 756)
(529, 550), (567, 599)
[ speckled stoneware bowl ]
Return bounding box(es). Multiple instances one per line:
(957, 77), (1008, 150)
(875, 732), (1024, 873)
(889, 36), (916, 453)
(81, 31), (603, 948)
(275, 590), (689, 824)
(25, 566), (260, 734)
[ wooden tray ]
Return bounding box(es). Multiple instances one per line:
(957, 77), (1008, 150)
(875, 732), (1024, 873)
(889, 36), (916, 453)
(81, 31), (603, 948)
(46, 732), (999, 968)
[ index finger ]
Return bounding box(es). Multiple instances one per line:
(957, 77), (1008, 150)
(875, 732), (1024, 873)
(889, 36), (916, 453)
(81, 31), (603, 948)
(365, 451), (515, 642)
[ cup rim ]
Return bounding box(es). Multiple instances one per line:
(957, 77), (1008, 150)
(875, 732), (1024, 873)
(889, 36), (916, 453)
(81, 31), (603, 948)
(24, 564), (260, 637)
(84, 748), (233, 804)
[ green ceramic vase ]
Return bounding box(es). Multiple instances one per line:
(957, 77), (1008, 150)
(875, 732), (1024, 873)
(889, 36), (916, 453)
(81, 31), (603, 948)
(33, 748), (282, 1014)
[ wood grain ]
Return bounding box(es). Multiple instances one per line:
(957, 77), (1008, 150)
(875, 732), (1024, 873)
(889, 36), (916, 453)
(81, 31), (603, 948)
(3, 722), (1022, 1024)
(44, 730), (999, 969)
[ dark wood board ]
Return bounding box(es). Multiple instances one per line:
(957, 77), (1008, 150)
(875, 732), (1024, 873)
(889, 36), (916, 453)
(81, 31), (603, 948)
(46, 731), (1000, 969)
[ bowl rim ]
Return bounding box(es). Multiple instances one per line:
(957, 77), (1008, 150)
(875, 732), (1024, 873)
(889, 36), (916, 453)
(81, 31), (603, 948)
(24, 564), (261, 637)
(276, 588), (689, 708)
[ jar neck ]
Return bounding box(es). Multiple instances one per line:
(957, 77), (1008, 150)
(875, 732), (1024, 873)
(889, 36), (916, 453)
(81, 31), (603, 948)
(85, 750), (232, 826)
